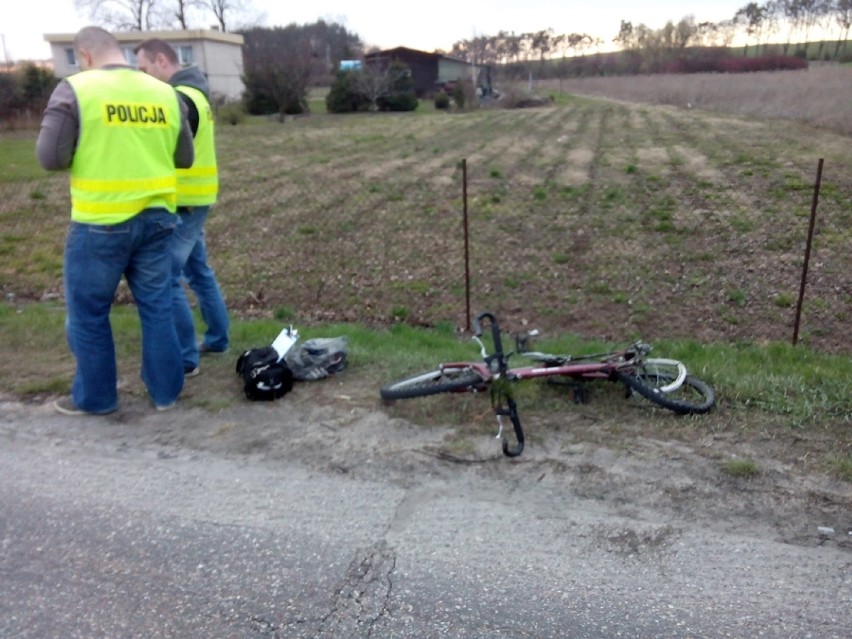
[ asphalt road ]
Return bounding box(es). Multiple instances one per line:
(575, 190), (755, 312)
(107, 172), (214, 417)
(1, 401), (850, 638)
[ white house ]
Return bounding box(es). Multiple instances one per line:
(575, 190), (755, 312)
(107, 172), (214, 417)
(43, 29), (245, 100)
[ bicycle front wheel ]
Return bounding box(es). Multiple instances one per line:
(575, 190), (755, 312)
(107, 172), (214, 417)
(617, 370), (715, 415)
(380, 366), (487, 400)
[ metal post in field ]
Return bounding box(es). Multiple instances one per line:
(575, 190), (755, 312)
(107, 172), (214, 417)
(792, 158), (824, 346)
(462, 158), (471, 332)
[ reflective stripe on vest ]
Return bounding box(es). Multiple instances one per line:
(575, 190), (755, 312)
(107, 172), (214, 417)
(175, 85), (218, 206)
(66, 69), (181, 224)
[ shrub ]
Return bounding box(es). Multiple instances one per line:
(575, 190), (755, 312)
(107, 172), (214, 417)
(0, 63), (57, 125)
(434, 91), (450, 110)
(326, 70), (371, 113)
(378, 91), (418, 112)
(376, 62), (418, 112)
(217, 101), (245, 125)
(717, 55), (808, 73)
(326, 63), (418, 113)
(452, 82), (465, 110)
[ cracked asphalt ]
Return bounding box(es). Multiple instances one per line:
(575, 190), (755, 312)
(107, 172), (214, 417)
(1, 395), (850, 638)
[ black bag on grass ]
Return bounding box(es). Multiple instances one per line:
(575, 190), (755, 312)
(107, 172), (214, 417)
(235, 346), (294, 401)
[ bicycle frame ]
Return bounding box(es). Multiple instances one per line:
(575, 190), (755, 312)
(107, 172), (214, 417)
(380, 311), (710, 458)
(467, 312), (683, 457)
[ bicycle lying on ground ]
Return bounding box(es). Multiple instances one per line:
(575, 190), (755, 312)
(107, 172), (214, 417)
(380, 311), (715, 458)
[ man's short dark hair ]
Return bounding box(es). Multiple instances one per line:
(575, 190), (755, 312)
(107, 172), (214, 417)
(134, 38), (179, 64)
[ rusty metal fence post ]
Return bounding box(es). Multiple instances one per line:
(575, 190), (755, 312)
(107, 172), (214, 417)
(792, 158), (824, 346)
(462, 158), (471, 332)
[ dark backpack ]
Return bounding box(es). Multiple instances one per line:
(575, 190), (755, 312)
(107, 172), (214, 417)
(235, 346), (294, 401)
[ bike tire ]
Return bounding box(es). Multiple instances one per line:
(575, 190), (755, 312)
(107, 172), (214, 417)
(616, 371), (715, 415)
(380, 367), (486, 400)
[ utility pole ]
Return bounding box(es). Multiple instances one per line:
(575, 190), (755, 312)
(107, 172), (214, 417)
(1, 33), (9, 70)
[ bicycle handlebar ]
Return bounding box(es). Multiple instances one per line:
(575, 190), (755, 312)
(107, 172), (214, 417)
(473, 311), (506, 367)
(496, 399), (525, 457)
(474, 311), (525, 457)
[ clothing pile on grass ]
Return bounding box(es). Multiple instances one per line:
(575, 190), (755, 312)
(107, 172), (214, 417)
(235, 327), (348, 401)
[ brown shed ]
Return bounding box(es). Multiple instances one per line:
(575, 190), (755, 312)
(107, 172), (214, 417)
(364, 46), (475, 97)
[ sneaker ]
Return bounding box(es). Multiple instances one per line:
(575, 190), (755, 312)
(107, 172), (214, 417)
(155, 401), (176, 412)
(199, 342), (228, 355)
(53, 396), (115, 416)
(184, 366), (200, 378)
(53, 396), (88, 416)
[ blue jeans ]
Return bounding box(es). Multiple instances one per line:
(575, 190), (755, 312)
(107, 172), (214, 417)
(171, 206), (229, 370)
(64, 209), (184, 412)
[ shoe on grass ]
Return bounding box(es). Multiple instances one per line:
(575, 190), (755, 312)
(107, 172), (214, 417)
(184, 366), (200, 378)
(155, 401), (176, 412)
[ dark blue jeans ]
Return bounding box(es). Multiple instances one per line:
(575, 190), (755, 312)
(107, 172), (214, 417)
(171, 206), (230, 370)
(63, 209), (184, 412)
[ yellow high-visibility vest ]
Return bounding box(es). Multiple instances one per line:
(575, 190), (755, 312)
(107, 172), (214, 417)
(66, 69), (181, 224)
(175, 85), (218, 206)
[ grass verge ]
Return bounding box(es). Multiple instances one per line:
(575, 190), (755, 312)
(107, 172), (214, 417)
(3, 300), (849, 434)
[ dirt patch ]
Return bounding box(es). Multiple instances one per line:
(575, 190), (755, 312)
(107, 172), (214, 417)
(5, 363), (849, 554)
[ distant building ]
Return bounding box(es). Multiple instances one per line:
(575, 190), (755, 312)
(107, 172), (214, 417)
(43, 29), (245, 100)
(364, 47), (477, 97)
(339, 59), (363, 71)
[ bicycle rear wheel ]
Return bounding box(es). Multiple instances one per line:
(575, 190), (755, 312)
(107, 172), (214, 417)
(380, 366), (487, 400)
(617, 370), (715, 415)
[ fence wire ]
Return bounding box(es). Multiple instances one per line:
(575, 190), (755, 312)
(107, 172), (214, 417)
(2, 116), (849, 355)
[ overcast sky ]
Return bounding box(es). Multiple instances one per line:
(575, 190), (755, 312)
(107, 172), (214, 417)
(3, 1), (751, 62)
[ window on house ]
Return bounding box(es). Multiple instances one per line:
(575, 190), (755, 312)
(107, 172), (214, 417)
(122, 47), (137, 66)
(177, 46), (194, 66)
(64, 48), (76, 66)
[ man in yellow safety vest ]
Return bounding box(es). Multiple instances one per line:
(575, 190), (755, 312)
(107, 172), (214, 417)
(37, 26), (195, 415)
(135, 38), (230, 379)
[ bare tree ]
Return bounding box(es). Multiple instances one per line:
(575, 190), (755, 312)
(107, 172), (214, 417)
(673, 16), (699, 49)
(205, 0), (249, 31)
(777, 0), (805, 52)
(245, 28), (312, 115)
(75, 0), (259, 31)
(613, 20), (636, 49)
(74, 0), (157, 31)
(832, 0), (852, 55)
(796, 0), (833, 50)
(735, 2), (769, 54)
(168, 0), (203, 29)
(562, 33), (594, 56)
(356, 62), (414, 111)
(530, 29), (556, 63)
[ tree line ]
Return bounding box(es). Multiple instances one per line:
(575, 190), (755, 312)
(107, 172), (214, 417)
(4, 0), (850, 123)
(449, 0), (852, 66)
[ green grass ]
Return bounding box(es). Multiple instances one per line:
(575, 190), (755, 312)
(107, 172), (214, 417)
(2, 301), (849, 478)
(0, 133), (46, 181)
(2, 87), (849, 475)
(827, 455), (852, 481)
(721, 458), (760, 478)
(4, 301), (848, 428)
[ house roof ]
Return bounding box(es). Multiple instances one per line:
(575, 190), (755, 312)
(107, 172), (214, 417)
(365, 46), (468, 65)
(44, 29), (244, 46)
